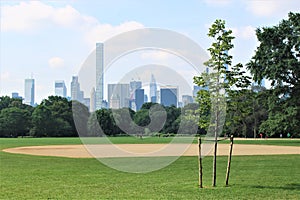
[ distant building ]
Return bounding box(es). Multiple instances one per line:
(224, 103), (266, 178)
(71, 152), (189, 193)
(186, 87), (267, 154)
(96, 42), (104, 110)
(55, 80), (67, 97)
(109, 95), (120, 109)
(83, 98), (90, 111)
(12, 92), (22, 100)
(129, 80), (142, 111)
(135, 88), (144, 111)
(144, 94), (148, 103)
(156, 90), (160, 104)
(90, 87), (96, 112)
(71, 76), (84, 102)
(160, 86), (178, 107)
(24, 78), (35, 106)
(178, 102), (183, 108)
(182, 95), (194, 106)
(102, 100), (108, 109)
(130, 80), (142, 92)
(150, 74), (157, 103)
(108, 84), (130, 109)
(193, 85), (201, 98)
(71, 76), (80, 100)
(78, 91), (84, 103)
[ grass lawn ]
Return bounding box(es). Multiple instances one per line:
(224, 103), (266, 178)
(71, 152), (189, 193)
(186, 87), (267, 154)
(0, 138), (299, 199)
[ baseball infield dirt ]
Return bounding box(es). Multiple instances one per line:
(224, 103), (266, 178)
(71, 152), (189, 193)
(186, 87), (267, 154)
(3, 144), (299, 158)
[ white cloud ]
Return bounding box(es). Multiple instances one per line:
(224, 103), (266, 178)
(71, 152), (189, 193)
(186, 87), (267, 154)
(2, 1), (50, 32)
(1, 1), (98, 32)
(1, 1), (144, 47)
(48, 57), (65, 69)
(84, 21), (144, 47)
(246, 0), (300, 17)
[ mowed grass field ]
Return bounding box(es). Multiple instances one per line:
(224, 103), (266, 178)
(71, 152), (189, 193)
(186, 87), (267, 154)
(0, 137), (299, 199)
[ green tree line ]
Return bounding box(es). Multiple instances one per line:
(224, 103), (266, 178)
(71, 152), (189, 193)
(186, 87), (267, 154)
(0, 84), (297, 138)
(0, 96), (203, 137)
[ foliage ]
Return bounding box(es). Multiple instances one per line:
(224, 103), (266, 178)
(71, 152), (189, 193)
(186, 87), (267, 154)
(224, 86), (268, 138)
(31, 96), (84, 137)
(72, 100), (90, 136)
(247, 12), (300, 136)
(0, 107), (31, 137)
(194, 19), (251, 136)
(194, 19), (251, 187)
(0, 96), (33, 137)
(161, 105), (181, 134)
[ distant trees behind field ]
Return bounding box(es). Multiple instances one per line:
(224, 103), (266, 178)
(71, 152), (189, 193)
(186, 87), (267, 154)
(1, 84), (298, 138)
(0, 96), (202, 138)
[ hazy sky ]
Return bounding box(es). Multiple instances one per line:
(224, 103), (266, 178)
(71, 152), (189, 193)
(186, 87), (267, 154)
(1, 0), (299, 103)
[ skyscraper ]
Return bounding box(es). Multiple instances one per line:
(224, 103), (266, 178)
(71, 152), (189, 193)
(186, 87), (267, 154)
(160, 86), (178, 107)
(150, 74), (157, 103)
(129, 80), (142, 111)
(135, 88), (144, 111)
(107, 84), (130, 109)
(71, 76), (84, 102)
(96, 42), (104, 110)
(90, 87), (96, 112)
(24, 78), (35, 106)
(55, 80), (67, 97)
(71, 76), (80, 100)
(130, 80), (142, 92)
(83, 98), (90, 111)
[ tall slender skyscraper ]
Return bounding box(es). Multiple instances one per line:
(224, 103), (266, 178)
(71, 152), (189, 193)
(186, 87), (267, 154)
(96, 43), (104, 110)
(24, 78), (35, 106)
(90, 87), (96, 112)
(150, 74), (157, 103)
(71, 76), (80, 100)
(55, 80), (67, 97)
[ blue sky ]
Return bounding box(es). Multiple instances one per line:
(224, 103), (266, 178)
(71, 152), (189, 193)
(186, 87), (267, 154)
(1, 0), (299, 103)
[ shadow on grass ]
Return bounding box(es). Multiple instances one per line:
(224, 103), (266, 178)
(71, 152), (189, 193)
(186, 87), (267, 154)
(251, 183), (300, 190)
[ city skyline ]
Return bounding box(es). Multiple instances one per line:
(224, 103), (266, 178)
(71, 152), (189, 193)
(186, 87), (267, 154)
(9, 72), (200, 110)
(1, 1), (299, 103)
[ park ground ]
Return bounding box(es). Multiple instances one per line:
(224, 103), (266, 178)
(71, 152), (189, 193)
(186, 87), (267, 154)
(0, 137), (299, 199)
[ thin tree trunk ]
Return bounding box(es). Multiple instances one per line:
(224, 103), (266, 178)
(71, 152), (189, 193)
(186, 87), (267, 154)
(212, 110), (219, 187)
(212, 136), (217, 187)
(225, 135), (234, 186)
(198, 137), (203, 188)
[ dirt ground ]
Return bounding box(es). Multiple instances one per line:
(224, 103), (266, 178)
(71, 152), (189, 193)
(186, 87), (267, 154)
(3, 143), (300, 158)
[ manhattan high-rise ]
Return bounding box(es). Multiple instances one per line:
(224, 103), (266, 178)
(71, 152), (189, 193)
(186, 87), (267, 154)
(150, 74), (157, 103)
(24, 78), (35, 106)
(96, 42), (104, 110)
(55, 80), (67, 97)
